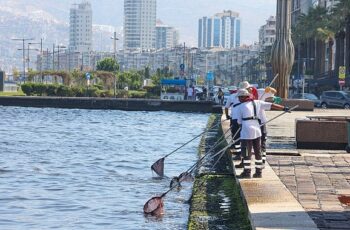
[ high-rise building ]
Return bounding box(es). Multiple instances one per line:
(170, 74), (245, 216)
(69, 1), (93, 53)
(291, 0), (314, 25)
(198, 10), (241, 49)
(156, 20), (179, 49)
(259, 16), (276, 50)
(124, 0), (157, 51)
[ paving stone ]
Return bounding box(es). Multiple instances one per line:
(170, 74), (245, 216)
(300, 201), (320, 210)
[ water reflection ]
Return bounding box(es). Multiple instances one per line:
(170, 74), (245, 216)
(0, 106), (208, 229)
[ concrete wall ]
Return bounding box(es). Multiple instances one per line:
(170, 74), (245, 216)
(296, 118), (348, 149)
(0, 96), (216, 113)
(282, 99), (314, 111)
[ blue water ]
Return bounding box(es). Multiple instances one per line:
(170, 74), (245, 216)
(0, 106), (209, 230)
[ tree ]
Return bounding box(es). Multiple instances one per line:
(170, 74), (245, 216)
(292, 7), (331, 77)
(96, 58), (119, 72)
(129, 71), (142, 90)
(330, 0), (350, 76)
(12, 67), (20, 80)
(144, 66), (150, 79)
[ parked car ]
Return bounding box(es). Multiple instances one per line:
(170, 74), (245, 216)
(320, 90), (350, 109)
(291, 93), (321, 107)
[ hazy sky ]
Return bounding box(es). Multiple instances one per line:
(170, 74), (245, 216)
(20, 0), (277, 46)
(156, 0), (277, 46)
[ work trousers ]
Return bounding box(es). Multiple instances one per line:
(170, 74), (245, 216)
(241, 138), (263, 173)
(230, 119), (241, 153)
(260, 124), (267, 164)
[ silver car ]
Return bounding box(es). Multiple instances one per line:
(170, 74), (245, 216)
(320, 91), (350, 109)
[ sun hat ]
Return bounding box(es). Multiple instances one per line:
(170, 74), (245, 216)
(238, 81), (251, 89)
(236, 88), (251, 97)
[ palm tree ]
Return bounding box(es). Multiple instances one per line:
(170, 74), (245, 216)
(292, 7), (330, 78)
(330, 0), (350, 77)
(317, 28), (335, 73)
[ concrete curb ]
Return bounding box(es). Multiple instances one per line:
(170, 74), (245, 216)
(221, 116), (318, 230)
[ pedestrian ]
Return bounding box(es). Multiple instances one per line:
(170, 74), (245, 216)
(202, 86), (207, 100)
(187, 85), (194, 100)
(224, 86), (241, 157)
(235, 88), (288, 178)
(217, 88), (224, 105)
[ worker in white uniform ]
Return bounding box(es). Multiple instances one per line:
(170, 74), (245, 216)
(224, 86), (241, 156)
(257, 86), (277, 167)
(236, 88), (288, 178)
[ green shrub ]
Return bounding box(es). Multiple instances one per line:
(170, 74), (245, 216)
(95, 90), (113, 97)
(143, 85), (160, 95)
(56, 85), (70, 96)
(32, 83), (47, 96)
(93, 84), (104, 90)
(46, 84), (58, 96)
(145, 92), (160, 99)
(128, 90), (146, 98)
(83, 87), (99, 97)
(71, 87), (84, 97)
(21, 83), (33, 96)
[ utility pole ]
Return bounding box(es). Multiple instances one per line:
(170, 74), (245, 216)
(28, 42), (41, 73)
(110, 31), (119, 98)
(11, 37), (34, 83)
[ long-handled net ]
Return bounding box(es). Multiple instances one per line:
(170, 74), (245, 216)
(143, 141), (234, 215)
(169, 126), (240, 188)
(150, 119), (229, 177)
(144, 121), (238, 215)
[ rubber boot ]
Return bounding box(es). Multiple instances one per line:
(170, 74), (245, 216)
(237, 170), (251, 179)
(253, 168), (262, 178)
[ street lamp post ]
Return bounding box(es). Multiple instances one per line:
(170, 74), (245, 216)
(11, 38), (34, 83)
(27, 42), (41, 72)
(110, 31), (119, 98)
(17, 47), (39, 82)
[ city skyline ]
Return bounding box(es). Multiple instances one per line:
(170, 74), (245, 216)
(2, 0), (276, 46)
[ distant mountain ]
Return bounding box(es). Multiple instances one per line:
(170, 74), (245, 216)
(0, 0), (122, 73)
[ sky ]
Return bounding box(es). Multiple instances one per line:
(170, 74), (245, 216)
(156, 0), (277, 46)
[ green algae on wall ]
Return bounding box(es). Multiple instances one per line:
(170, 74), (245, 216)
(188, 114), (251, 230)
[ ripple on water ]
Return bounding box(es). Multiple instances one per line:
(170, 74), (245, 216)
(0, 107), (209, 229)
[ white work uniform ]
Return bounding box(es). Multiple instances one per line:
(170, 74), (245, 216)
(237, 100), (272, 139)
(224, 93), (240, 119)
(257, 88), (275, 124)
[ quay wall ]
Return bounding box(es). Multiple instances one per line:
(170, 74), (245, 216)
(0, 96), (218, 113)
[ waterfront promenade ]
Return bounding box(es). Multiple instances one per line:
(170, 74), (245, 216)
(223, 109), (350, 230)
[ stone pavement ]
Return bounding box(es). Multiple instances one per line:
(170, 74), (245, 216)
(267, 109), (350, 230)
(223, 108), (350, 230)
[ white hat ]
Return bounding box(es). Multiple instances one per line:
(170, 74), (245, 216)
(239, 81), (251, 89)
(236, 88), (251, 97)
